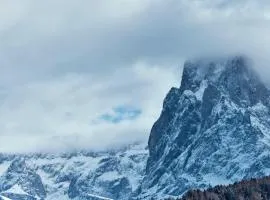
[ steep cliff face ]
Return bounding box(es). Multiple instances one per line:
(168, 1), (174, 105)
(137, 56), (270, 199)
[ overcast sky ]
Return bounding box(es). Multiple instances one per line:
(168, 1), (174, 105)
(0, 0), (270, 153)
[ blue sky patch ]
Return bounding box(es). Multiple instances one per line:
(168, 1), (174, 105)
(100, 106), (142, 123)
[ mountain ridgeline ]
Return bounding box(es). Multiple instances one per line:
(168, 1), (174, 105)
(136, 56), (270, 199)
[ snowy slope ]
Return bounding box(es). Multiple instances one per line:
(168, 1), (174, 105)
(0, 143), (148, 200)
(0, 195), (12, 200)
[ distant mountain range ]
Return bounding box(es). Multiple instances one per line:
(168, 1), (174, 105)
(0, 144), (148, 199)
(2, 56), (270, 200)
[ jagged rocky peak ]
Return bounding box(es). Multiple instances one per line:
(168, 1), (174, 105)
(138, 55), (270, 199)
(148, 56), (262, 161)
(179, 56), (269, 106)
(181, 56), (250, 88)
(7, 158), (27, 173)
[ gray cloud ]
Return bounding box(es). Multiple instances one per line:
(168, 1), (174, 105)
(0, 0), (269, 152)
(1, 0), (270, 74)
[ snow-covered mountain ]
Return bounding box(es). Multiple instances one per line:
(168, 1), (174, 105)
(0, 143), (148, 200)
(136, 56), (270, 199)
(2, 56), (270, 200)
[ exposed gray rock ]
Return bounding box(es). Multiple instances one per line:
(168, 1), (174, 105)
(136, 56), (270, 199)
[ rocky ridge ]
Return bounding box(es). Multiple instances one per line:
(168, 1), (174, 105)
(136, 56), (270, 199)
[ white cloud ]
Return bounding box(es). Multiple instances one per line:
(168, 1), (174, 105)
(0, 0), (269, 152)
(0, 62), (177, 153)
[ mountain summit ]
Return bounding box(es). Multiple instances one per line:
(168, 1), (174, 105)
(136, 56), (270, 199)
